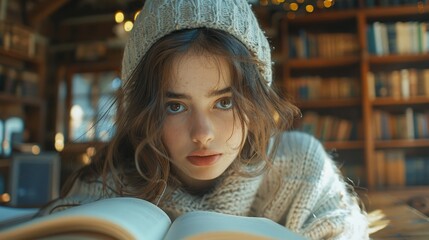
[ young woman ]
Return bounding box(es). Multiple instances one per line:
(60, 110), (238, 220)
(40, 0), (369, 238)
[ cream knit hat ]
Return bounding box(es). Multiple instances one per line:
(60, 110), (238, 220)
(121, 0), (272, 85)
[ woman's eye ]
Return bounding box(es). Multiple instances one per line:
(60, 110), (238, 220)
(215, 97), (233, 110)
(166, 102), (186, 114)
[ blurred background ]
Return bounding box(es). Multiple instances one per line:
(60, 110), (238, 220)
(0, 2), (429, 232)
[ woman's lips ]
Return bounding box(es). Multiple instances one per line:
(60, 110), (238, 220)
(187, 154), (221, 166)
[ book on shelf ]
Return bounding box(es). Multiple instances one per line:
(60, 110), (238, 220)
(289, 31), (359, 59)
(375, 150), (429, 188)
(0, 197), (306, 240)
(367, 21), (429, 55)
(291, 76), (359, 101)
(370, 68), (429, 99)
(373, 108), (429, 140)
(299, 111), (357, 142)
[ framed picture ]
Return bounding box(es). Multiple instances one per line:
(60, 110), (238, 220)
(9, 152), (60, 207)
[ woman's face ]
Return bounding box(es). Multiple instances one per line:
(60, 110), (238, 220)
(161, 52), (246, 190)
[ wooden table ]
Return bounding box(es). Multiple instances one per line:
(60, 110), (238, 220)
(360, 189), (429, 240)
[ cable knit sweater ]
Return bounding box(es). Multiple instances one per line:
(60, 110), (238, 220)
(39, 131), (369, 239)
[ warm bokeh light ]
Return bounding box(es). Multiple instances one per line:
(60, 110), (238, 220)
(1, 193), (10, 203)
(260, 0), (269, 6)
(124, 21), (134, 32)
(324, 0), (333, 8)
(134, 10), (141, 20)
(55, 132), (65, 152)
(306, 4), (314, 12)
(290, 2), (299, 11)
(114, 11), (124, 23)
(31, 145), (41, 155)
(81, 153), (92, 165)
(287, 12), (296, 19)
(86, 147), (96, 157)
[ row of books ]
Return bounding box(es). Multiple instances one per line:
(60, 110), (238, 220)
(0, 64), (39, 97)
(0, 22), (38, 58)
(288, 31), (359, 59)
(368, 68), (429, 99)
(375, 150), (429, 188)
(366, 0), (428, 7)
(290, 76), (360, 100)
(367, 21), (429, 56)
(373, 108), (429, 140)
(299, 111), (362, 141)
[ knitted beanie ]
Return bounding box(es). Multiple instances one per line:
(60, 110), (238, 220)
(121, 0), (272, 86)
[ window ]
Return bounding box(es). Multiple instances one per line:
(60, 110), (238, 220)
(56, 68), (122, 145)
(69, 71), (121, 142)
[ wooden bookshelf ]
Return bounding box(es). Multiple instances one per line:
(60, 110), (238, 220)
(0, 22), (47, 154)
(287, 57), (360, 68)
(372, 97), (429, 106)
(0, 48), (42, 65)
(324, 141), (364, 150)
(375, 139), (429, 149)
(297, 99), (361, 109)
(368, 53), (429, 64)
(270, 1), (429, 190)
(0, 94), (44, 106)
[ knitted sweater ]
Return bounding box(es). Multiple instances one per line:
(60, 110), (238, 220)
(39, 131), (369, 239)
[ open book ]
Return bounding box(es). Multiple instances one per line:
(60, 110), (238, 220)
(0, 197), (307, 240)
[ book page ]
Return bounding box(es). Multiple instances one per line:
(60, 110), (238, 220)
(0, 197), (171, 240)
(0, 206), (39, 229)
(164, 211), (307, 240)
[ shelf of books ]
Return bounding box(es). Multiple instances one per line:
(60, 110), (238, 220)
(280, 9), (366, 187)
(273, 0), (429, 190)
(364, 3), (429, 190)
(0, 21), (46, 161)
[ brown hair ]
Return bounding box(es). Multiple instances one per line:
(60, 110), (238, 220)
(64, 28), (300, 204)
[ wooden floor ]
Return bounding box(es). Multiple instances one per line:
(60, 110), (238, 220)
(359, 188), (429, 240)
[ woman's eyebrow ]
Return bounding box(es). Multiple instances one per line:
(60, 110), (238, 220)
(166, 86), (231, 99)
(166, 91), (190, 99)
(207, 86), (231, 97)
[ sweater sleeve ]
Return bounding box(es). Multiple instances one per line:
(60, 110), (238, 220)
(266, 131), (369, 240)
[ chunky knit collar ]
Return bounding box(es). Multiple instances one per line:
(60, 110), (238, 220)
(159, 169), (263, 220)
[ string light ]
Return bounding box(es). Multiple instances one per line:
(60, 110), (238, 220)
(305, 4), (314, 12)
(114, 11), (124, 23)
(258, 0), (336, 14)
(124, 20), (134, 32)
(323, 0), (333, 8)
(290, 2), (299, 11)
(134, 10), (141, 20)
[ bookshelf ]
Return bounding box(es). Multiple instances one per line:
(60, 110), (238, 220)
(0, 21), (47, 201)
(271, 1), (429, 190)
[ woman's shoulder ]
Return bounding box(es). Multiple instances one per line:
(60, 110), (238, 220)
(271, 131), (329, 177)
(274, 130), (326, 158)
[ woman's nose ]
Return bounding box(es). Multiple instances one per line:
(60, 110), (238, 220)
(190, 111), (214, 146)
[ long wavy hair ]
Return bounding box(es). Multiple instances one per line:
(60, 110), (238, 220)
(62, 28), (300, 204)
